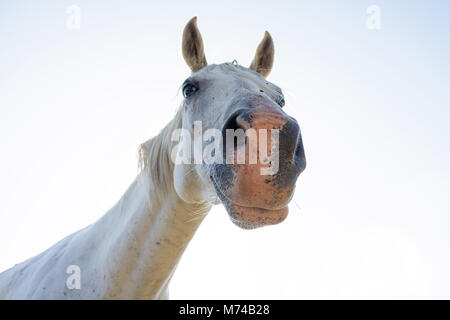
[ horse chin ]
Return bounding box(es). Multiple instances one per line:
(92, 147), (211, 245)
(224, 202), (288, 230)
(211, 176), (289, 229)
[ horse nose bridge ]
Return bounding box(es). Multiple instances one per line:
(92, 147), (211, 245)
(231, 105), (290, 131)
(225, 91), (286, 127)
(221, 106), (302, 161)
(247, 107), (302, 162)
(222, 105), (299, 139)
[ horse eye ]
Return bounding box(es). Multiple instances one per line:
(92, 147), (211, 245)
(183, 83), (198, 98)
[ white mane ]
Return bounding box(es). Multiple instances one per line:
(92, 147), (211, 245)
(138, 107), (183, 196)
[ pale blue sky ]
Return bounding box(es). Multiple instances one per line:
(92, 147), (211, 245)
(0, 1), (449, 298)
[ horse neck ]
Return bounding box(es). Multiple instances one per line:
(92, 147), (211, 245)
(93, 112), (211, 299)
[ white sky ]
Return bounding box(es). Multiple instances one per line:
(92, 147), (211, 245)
(0, 1), (449, 299)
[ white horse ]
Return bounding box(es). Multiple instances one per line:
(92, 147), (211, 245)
(0, 17), (306, 299)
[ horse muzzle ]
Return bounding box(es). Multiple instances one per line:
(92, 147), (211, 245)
(212, 102), (306, 229)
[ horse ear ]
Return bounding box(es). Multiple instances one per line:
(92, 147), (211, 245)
(249, 31), (274, 78)
(182, 17), (207, 72)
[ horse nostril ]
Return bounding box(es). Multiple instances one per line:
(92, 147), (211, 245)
(222, 110), (249, 153)
(292, 127), (306, 171)
(295, 141), (303, 159)
(223, 113), (243, 132)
